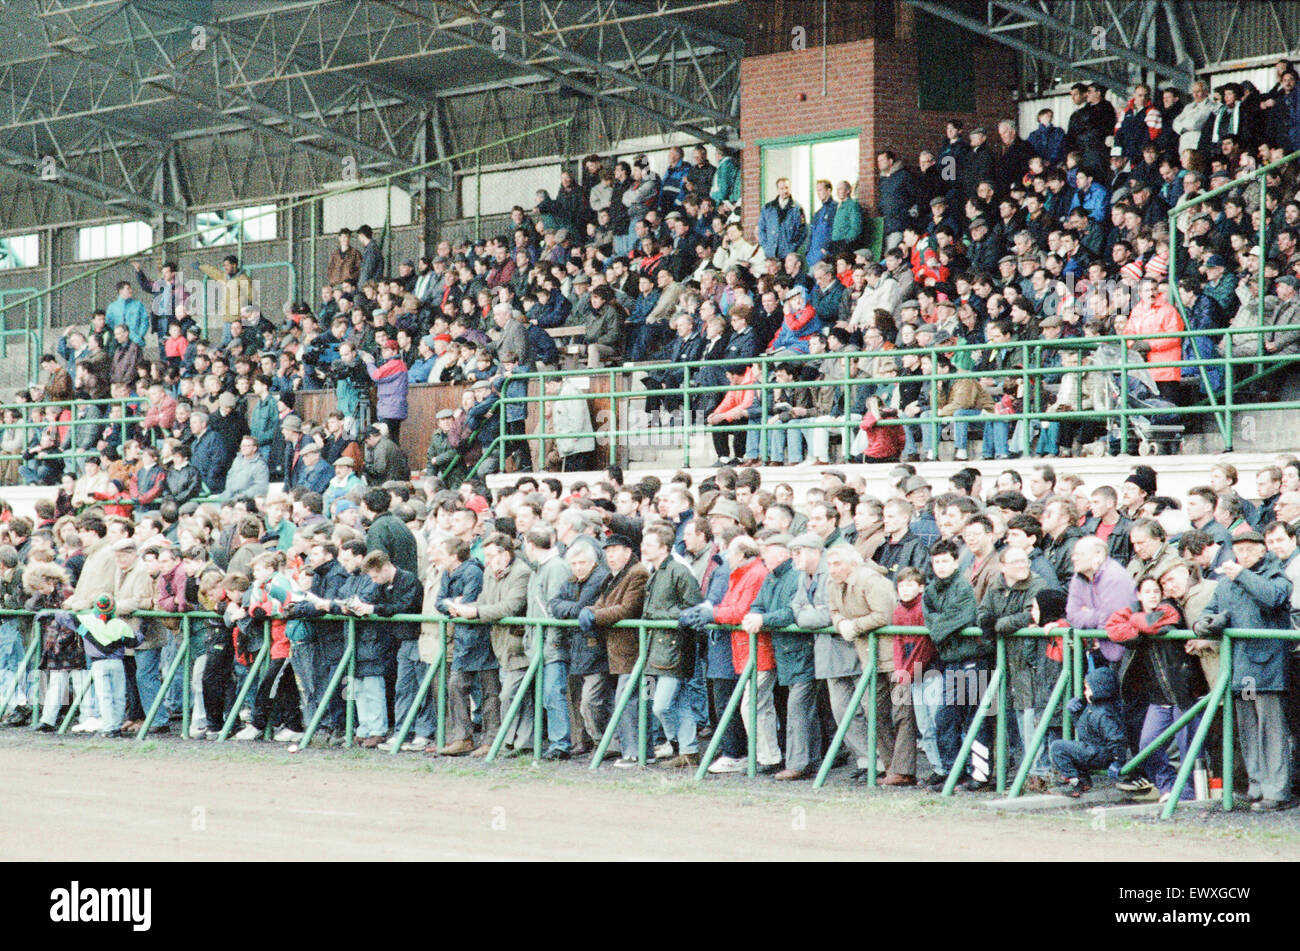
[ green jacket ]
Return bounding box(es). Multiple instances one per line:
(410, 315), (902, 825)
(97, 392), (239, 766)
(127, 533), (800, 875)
(831, 198), (863, 245)
(249, 395), (279, 447)
(978, 573), (1050, 710)
(478, 558), (532, 671)
(923, 572), (983, 663)
(643, 556), (702, 678)
(425, 429), (462, 483)
(750, 557), (813, 686)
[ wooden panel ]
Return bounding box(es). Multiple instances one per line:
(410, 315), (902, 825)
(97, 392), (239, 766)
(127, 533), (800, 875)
(295, 375), (615, 475)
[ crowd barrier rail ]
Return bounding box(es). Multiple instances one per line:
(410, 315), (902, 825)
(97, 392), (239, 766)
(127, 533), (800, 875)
(494, 321), (1300, 471)
(2, 604), (1292, 819)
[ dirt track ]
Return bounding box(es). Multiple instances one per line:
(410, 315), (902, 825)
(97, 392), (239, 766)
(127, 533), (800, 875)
(1, 738), (1292, 861)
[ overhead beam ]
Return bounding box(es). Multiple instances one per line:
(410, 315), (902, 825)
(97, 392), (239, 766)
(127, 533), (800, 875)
(0, 142), (183, 222)
(436, 0), (732, 125)
(905, 0), (1132, 97)
(990, 0), (1192, 85)
(378, 0), (731, 146)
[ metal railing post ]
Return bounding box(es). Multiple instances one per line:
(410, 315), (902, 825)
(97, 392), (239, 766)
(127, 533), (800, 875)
(1008, 637), (1071, 798)
(590, 622), (648, 769)
(814, 665), (872, 788)
(300, 627), (355, 748)
(1161, 639), (1234, 819)
(138, 629), (189, 743)
(1061, 630), (1074, 741)
(486, 636), (541, 762)
(437, 620), (448, 750)
(1221, 636), (1234, 812)
(695, 640), (754, 779)
(57, 668), (94, 734)
(746, 629), (758, 778)
(345, 619), (356, 747)
(863, 630), (879, 787)
(638, 623), (649, 766)
(941, 656), (1004, 796)
(181, 616), (192, 740)
(1119, 692), (1210, 775)
(995, 633), (1008, 793)
(533, 625), (545, 763)
(216, 623), (271, 741)
(389, 634), (444, 754)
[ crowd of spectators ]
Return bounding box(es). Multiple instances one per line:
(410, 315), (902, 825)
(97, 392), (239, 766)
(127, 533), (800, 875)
(0, 453), (1297, 810)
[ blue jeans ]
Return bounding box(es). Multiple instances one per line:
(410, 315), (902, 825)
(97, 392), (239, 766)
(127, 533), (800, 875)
(0, 619), (33, 707)
(686, 641), (709, 726)
(91, 658), (127, 731)
(394, 640), (437, 739)
(613, 673), (645, 759)
(1036, 421), (1059, 455)
(542, 660), (572, 753)
(934, 660), (994, 781)
(912, 669), (944, 776)
(766, 422), (804, 464)
(1140, 703), (1197, 799)
(652, 675), (697, 754)
(953, 409), (1008, 458)
(1050, 738), (1110, 780)
(903, 421), (937, 457)
(354, 675), (388, 738)
(161, 633), (183, 717)
(232, 661), (260, 724)
(134, 647), (168, 728)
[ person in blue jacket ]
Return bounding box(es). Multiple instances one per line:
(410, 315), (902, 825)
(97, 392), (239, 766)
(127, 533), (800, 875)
(757, 177), (807, 261)
(188, 411), (232, 495)
(105, 281), (150, 347)
(1049, 667), (1126, 797)
(289, 439), (334, 494)
(805, 179), (837, 267)
(1194, 533), (1294, 810)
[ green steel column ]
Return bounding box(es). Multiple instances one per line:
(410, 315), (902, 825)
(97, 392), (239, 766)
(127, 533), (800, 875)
(842, 354), (852, 455)
(747, 629), (758, 779)
(345, 618), (356, 748)
(1221, 635), (1234, 812)
(181, 616), (192, 740)
(57, 671), (94, 734)
(533, 628), (544, 763)
(638, 624), (648, 766)
(1020, 344), (1031, 456)
(609, 369), (618, 469)
(864, 630), (878, 788)
(1061, 630), (1073, 741)
(758, 361), (768, 463)
(682, 364), (692, 468)
(995, 633), (1007, 793)
(437, 620), (449, 749)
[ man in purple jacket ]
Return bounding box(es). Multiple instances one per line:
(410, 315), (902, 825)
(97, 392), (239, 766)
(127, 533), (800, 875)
(1066, 536), (1137, 664)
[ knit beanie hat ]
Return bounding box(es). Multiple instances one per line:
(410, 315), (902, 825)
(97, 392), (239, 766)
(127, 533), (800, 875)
(1034, 588), (1068, 624)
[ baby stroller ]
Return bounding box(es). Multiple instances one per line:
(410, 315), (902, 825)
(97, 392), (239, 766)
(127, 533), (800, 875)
(1085, 344), (1184, 456)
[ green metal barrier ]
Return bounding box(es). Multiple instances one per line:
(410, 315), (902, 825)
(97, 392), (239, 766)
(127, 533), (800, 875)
(590, 624), (649, 769)
(813, 630), (878, 789)
(299, 620), (357, 749)
(695, 629), (759, 779)
(215, 620), (272, 742)
(496, 322), (1300, 465)
(487, 637), (543, 763)
(2, 602), (1289, 822)
(0, 621), (40, 721)
(1008, 631), (1072, 798)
